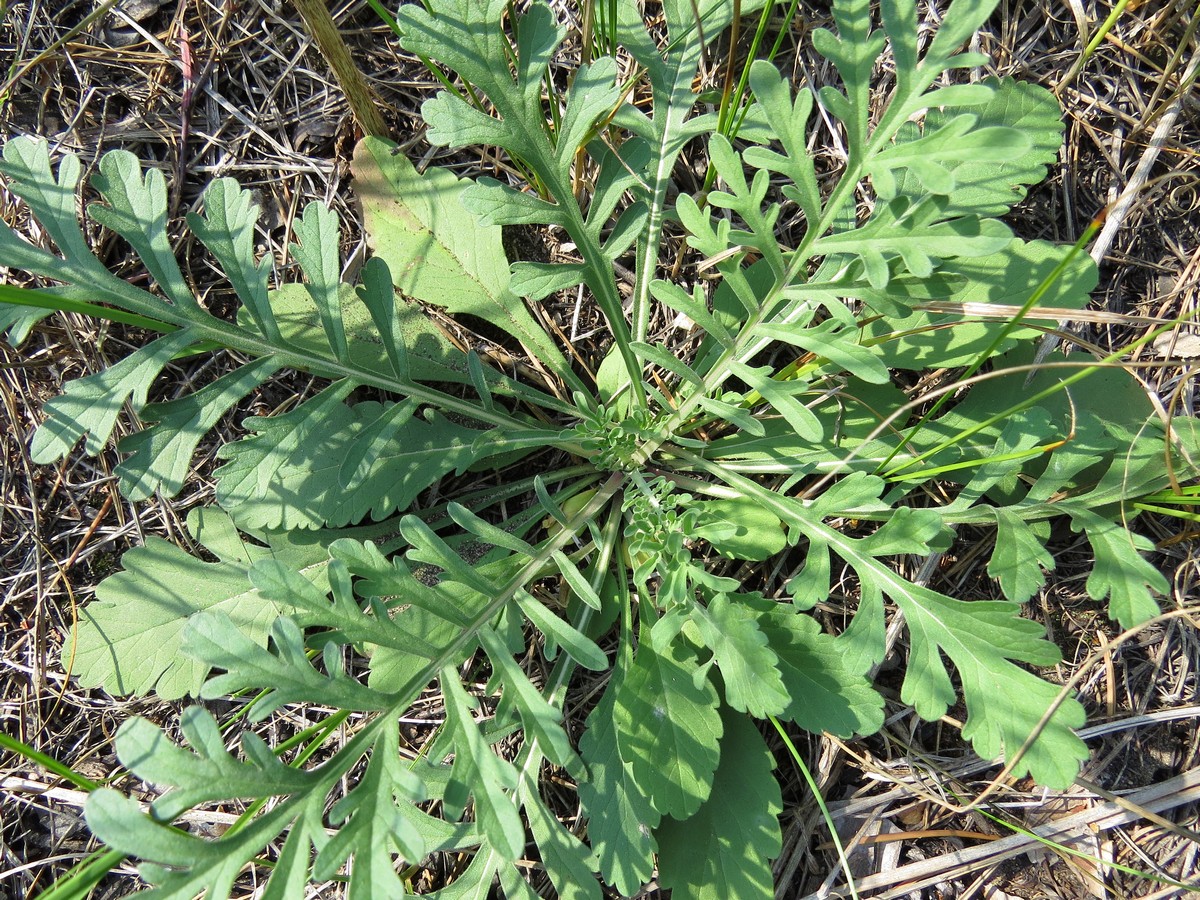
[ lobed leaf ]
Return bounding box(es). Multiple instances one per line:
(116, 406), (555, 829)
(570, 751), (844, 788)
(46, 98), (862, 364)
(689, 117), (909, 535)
(861, 239), (1096, 369)
(811, 0), (888, 154)
(987, 507), (1054, 603)
(881, 78), (1064, 216)
(477, 626), (574, 766)
(267, 281), (474, 387)
(1068, 510), (1168, 629)
(30, 329), (195, 463)
(813, 198), (1013, 290)
(727, 360), (824, 441)
(187, 178), (279, 341)
(88, 150), (196, 309)
(215, 384), (491, 529)
(86, 788), (268, 898)
(744, 61), (821, 227)
(186, 613), (395, 716)
(116, 356), (282, 500)
(656, 708), (782, 900)
(289, 202), (347, 362)
(0, 300), (50, 345)
(691, 594), (790, 718)
(67, 507), (385, 698)
(889, 583), (1089, 788)
(758, 606), (886, 737)
(440, 670), (526, 861)
(613, 635), (722, 820)
(353, 136), (572, 379)
(313, 726), (429, 895)
(578, 680), (659, 896)
(526, 789), (601, 900)
(114, 708), (318, 821)
(0, 137), (96, 267)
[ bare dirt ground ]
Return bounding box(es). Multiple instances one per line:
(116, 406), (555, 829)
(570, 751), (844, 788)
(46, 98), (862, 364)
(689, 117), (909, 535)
(1, 1), (1198, 897)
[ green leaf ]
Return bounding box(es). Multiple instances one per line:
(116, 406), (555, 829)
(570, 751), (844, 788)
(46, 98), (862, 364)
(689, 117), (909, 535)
(116, 357), (282, 500)
(114, 708), (318, 820)
(613, 636), (722, 820)
(987, 507), (1054, 603)
(553, 56), (621, 171)
(187, 613), (394, 715)
(525, 790), (601, 900)
(215, 384), (489, 529)
(365, 606), (459, 693)
(871, 115), (1029, 199)
(758, 606), (885, 737)
(30, 329), (195, 463)
(513, 590), (608, 671)
(705, 379), (906, 471)
(352, 136), (571, 379)
(464, 177), (565, 227)
(811, 0), (888, 154)
(259, 798), (326, 900)
(187, 178), (279, 341)
(656, 708), (782, 900)
(862, 239), (1096, 369)
(88, 781), (328, 899)
(728, 360), (824, 441)
(477, 627), (573, 766)
(744, 61), (820, 227)
(945, 415), (1049, 510)
(250, 558), (439, 660)
(0, 300), (50, 345)
(551, 549), (604, 612)
(313, 726), (427, 896)
(508, 261), (587, 301)
(355, 255), (409, 380)
(651, 280), (735, 349)
(891, 584), (1088, 788)
(691, 595), (789, 717)
(497, 862), (544, 900)
(86, 789), (251, 892)
(697, 474), (1090, 787)
(0, 137), (97, 270)
(693, 498), (787, 561)
(1068, 509), (1168, 629)
(858, 507), (953, 557)
(632, 340), (705, 388)
(813, 197), (1013, 290)
(883, 78), (1063, 216)
(758, 318), (891, 385)
(704, 136), (786, 275)
(68, 507), (339, 698)
(433, 851), (504, 900)
(614, 0), (768, 342)
(440, 669), (525, 861)
(578, 680), (658, 897)
(264, 281), (476, 389)
(397, 0), (647, 387)
(88, 150), (195, 310)
(0, 142), (182, 328)
(290, 202), (348, 363)
(920, 0), (1001, 81)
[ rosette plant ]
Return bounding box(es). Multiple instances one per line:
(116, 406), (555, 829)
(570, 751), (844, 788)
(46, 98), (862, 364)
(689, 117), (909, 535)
(2, 0), (1195, 896)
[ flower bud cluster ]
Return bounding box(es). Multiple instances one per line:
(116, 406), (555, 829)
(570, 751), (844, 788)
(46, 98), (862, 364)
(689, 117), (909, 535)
(573, 405), (660, 472)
